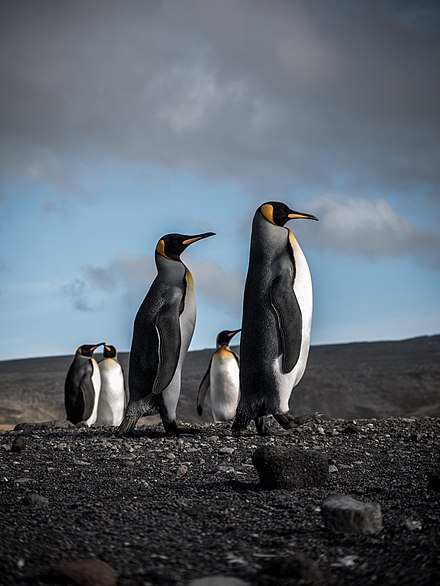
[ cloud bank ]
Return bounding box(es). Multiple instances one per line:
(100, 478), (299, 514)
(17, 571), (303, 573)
(1, 0), (439, 197)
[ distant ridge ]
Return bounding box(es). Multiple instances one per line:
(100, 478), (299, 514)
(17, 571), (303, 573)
(0, 335), (439, 425)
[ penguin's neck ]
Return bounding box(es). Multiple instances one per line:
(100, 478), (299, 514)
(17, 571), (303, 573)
(251, 213), (288, 259)
(155, 252), (186, 283)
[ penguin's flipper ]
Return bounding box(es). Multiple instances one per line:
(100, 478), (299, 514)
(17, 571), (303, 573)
(121, 366), (129, 408)
(231, 351), (240, 367)
(270, 273), (303, 373)
(152, 304), (182, 394)
(79, 374), (96, 422)
(197, 359), (212, 416)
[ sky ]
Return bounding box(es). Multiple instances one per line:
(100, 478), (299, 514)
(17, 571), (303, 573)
(1, 0), (439, 360)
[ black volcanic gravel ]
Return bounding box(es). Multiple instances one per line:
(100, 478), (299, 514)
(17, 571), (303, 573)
(0, 417), (439, 585)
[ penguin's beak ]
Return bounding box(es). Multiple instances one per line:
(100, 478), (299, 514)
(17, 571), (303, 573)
(91, 342), (105, 351)
(228, 329), (241, 339)
(288, 210), (318, 221)
(182, 232), (216, 246)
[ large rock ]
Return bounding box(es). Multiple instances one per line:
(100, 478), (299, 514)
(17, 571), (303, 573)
(320, 494), (383, 534)
(41, 558), (118, 586)
(252, 445), (328, 489)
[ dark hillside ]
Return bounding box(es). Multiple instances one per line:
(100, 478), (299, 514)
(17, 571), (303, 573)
(0, 335), (439, 426)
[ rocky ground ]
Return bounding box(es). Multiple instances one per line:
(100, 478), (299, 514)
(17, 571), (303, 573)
(0, 417), (439, 586)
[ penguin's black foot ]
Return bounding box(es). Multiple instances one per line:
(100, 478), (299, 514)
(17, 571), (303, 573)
(116, 416), (138, 436)
(255, 416), (274, 436)
(274, 412), (297, 430)
(231, 418), (249, 434)
(162, 420), (179, 436)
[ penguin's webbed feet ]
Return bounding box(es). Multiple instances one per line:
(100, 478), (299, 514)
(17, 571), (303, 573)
(255, 416), (275, 436)
(274, 412), (297, 430)
(116, 416), (138, 437)
(162, 420), (179, 436)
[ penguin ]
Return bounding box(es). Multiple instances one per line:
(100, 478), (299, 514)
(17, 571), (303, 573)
(96, 345), (128, 426)
(118, 231), (215, 435)
(232, 201), (318, 435)
(197, 329), (241, 422)
(65, 343), (104, 425)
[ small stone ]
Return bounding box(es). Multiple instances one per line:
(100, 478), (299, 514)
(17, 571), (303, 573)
(208, 435), (219, 441)
(219, 447), (235, 455)
(189, 577), (250, 586)
(176, 464), (188, 476)
(252, 446), (328, 490)
(166, 452), (176, 460)
(405, 517), (422, 531)
(321, 494), (383, 535)
(328, 464), (339, 473)
(342, 424), (358, 434)
(11, 437), (27, 452)
(22, 493), (49, 507)
(408, 433), (422, 442)
(316, 426), (325, 435)
(428, 472), (440, 491)
(42, 558), (118, 586)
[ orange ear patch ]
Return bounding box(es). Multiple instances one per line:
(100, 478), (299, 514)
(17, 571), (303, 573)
(260, 203), (275, 224)
(156, 239), (167, 257)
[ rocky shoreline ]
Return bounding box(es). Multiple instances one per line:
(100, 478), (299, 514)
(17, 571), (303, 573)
(0, 417), (439, 585)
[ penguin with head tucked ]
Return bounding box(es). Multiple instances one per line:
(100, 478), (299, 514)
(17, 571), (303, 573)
(197, 329), (240, 422)
(96, 345), (128, 426)
(232, 201), (318, 435)
(118, 231), (215, 435)
(65, 343), (104, 425)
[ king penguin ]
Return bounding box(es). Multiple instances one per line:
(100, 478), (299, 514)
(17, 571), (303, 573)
(96, 345), (128, 426)
(65, 343), (104, 425)
(118, 231), (215, 435)
(232, 201), (318, 435)
(197, 329), (241, 422)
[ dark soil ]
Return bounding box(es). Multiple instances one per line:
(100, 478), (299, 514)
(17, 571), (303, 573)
(0, 417), (439, 585)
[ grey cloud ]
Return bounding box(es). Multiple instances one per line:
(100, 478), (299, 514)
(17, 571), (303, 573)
(1, 0), (439, 198)
(299, 194), (440, 269)
(64, 253), (244, 312)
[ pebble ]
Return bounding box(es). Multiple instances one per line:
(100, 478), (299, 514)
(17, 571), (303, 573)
(176, 464), (188, 476)
(252, 445), (328, 490)
(22, 493), (49, 507)
(166, 452), (176, 460)
(219, 447), (235, 455)
(405, 517), (423, 531)
(11, 437), (27, 452)
(320, 494), (383, 534)
(328, 464), (339, 473)
(41, 558), (118, 586)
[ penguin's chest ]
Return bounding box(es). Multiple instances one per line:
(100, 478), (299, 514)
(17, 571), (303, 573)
(86, 358), (101, 425)
(100, 362), (124, 397)
(210, 351), (240, 421)
(179, 270), (196, 353)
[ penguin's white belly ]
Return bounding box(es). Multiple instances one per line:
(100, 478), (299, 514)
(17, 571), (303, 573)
(275, 245), (313, 413)
(162, 280), (196, 419)
(210, 353), (240, 422)
(96, 360), (126, 425)
(85, 358), (101, 426)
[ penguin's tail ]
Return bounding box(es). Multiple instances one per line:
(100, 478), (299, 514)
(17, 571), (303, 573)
(116, 415), (138, 436)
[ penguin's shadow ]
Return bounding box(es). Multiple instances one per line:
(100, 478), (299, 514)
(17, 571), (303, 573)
(115, 426), (203, 439)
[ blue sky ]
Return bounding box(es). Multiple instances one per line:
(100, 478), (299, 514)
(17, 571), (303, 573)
(1, 0), (439, 360)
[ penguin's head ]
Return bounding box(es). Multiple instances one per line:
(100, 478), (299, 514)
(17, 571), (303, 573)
(76, 343), (105, 357)
(216, 329), (241, 347)
(259, 201), (318, 226)
(103, 345), (117, 358)
(155, 232), (215, 260)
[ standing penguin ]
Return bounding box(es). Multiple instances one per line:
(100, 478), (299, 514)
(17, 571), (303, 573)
(96, 345), (128, 426)
(197, 329), (241, 422)
(232, 201), (318, 435)
(65, 343), (104, 425)
(118, 232), (215, 435)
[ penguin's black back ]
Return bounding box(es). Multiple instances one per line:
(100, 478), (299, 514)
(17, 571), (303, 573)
(64, 357), (94, 424)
